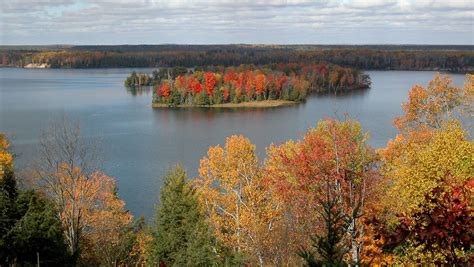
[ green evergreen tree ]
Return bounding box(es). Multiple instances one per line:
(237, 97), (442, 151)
(9, 190), (70, 266)
(150, 165), (218, 266)
(0, 164), (69, 265)
(0, 169), (18, 263)
(298, 179), (349, 266)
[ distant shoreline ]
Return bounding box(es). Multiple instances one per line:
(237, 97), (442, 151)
(152, 100), (298, 108)
(24, 63), (50, 69)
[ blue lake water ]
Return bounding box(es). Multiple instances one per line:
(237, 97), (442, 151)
(0, 68), (468, 219)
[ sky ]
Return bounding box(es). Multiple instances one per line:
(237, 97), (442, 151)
(1, 0), (473, 45)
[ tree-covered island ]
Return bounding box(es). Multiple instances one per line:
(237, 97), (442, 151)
(124, 63), (371, 107)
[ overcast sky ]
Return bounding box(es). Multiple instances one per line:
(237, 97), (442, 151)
(1, 0), (473, 45)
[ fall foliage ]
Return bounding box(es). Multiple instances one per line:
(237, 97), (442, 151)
(264, 119), (383, 264)
(0, 134), (13, 179)
(2, 45), (472, 73)
(1, 73), (472, 265)
(145, 63), (370, 106)
(195, 135), (284, 266)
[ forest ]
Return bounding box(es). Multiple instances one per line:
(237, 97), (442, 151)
(124, 63), (370, 107)
(1, 72), (472, 266)
(1, 45), (473, 72)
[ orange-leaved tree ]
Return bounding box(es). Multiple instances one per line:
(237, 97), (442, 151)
(393, 73), (464, 132)
(33, 117), (134, 264)
(265, 118), (383, 264)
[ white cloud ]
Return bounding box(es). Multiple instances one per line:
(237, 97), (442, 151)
(0, 0), (472, 44)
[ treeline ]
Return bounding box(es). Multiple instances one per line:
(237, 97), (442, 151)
(1, 45), (473, 72)
(126, 63), (370, 106)
(1, 73), (473, 266)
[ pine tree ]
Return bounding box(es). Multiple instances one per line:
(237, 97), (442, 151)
(150, 165), (217, 266)
(0, 169), (18, 263)
(0, 170), (69, 265)
(9, 190), (70, 265)
(299, 178), (349, 266)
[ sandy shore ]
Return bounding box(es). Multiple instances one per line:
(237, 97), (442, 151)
(152, 100), (298, 108)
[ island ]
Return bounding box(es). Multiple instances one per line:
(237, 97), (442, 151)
(124, 63), (371, 108)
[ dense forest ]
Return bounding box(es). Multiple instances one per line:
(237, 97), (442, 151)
(125, 63), (370, 107)
(1, 73), (472, 266)
(1, 45), (473, 72)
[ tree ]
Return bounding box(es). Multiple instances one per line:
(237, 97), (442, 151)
(0, 133), (13, 179)
(298, 176), (349, 266)
(265, 119), (381, 264)
(205, 72), (217, 96)
(79, 177), (135, 266)
(381, 121), (473, 215)
(33, 117), (100, 259)
(7, 190), (70, 266)
(0, 134), (69, 266)
(394, 177), (473, 265)
(150, 165), (218, 266)
(195, 135), (283, 266)
(393, 73), (463, 132)
(33, 117), (134, 264)
(379, 74), (473, 264)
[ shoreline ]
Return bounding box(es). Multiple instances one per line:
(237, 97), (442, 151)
(152, 100), (298, 108)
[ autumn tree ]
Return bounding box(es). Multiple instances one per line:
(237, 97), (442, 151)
(0, 134), (13, 179)
(33, 117), (135, 264)
(393, 73), (463, 132)
(393, 177), (473, 265)
(0, 134), (70, 266)
(382, 121), (472, 216)
(380, 74), (474, 263)
(195, 135), (283, 266)
(79, 175), (136, 266)
(150, 165), (218, 266)
(265, 119), (382, 264)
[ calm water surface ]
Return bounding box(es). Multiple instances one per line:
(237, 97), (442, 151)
(0, 68), (467, 219)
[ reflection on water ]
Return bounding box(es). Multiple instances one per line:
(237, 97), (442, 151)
(313, 87), (371, 99)
(0, 68), (468, 219)
(126, 85), (153, 96)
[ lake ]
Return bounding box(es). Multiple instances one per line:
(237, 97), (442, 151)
(0, 68), (468, 219)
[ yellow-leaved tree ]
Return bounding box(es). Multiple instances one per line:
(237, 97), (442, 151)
(382, 122), (473, 214)
(382, 73), (473, 214)
(194, 135), (283, 266)
(0, 134), (13, 179)
(380, 73), (474, 264)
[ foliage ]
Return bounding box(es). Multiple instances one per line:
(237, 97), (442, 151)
(124, 71), (153, 87)
(3, 45), (473, 73)
(393, 73), (464, 132)
(298, 178), (349, 266)
(6, 190), (70, 266)
(150, 165), (218, 266)
(152, 63), (369, 106)
(379, 73), (474, 264)
(79, 178), (136, 266)
(195, 135), (284, 266)
(265, 119), (382, 264)
(394, 178), (473, 265)
(33, 118), (137, 265)
(0, 134), (13, 179)
(382, 122), (473, 215)
(0, 136), (70, 266)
